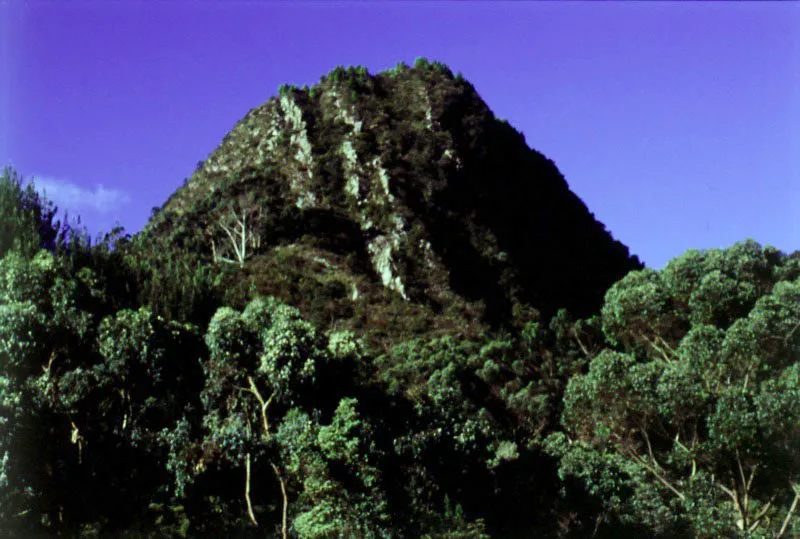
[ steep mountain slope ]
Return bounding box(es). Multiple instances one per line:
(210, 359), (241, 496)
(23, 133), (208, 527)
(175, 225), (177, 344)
(135, 60), (642, 349)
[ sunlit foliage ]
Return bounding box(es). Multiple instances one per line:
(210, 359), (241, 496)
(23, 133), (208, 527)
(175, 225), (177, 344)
(546, 245), (800, 537)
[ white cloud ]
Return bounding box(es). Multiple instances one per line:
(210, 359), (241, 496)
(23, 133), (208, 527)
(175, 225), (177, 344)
(26, 176), (131, 215)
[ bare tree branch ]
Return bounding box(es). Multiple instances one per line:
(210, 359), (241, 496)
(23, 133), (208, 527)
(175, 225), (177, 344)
(271, 462), (289, 539)
(209, 204), (263, 267)
(641, 428), (661, 472)
(247, 376), (274, 439)
(571, 327), (591, 358)
(626, 448), (686, 501)
(717, 481), (747, 530)
(778, 487), (800, 539)
(736, 451), (749, 525)
(674, 432), (697, 478)
(245, 452), (258, 527)
(747, 495), (774, 533)
(69, 419), (83, 465)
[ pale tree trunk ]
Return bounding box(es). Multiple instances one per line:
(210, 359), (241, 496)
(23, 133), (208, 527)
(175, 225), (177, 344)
(271, 462), (288, 539)
(209, 205), (262, 267)
(777, 488), (800, 539)
(245, 452), (258, 527)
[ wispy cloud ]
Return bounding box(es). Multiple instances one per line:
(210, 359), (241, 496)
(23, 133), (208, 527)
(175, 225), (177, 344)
(27, 175), (131, 215)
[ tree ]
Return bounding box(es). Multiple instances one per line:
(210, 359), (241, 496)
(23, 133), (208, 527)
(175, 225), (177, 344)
(0, 239), (202, 535)
(376, 336), (528, 536)
(0, 248), (98, 534)
(122, 230), (222, 324)
(91, 308), (204, 446)
(274, 399), (392, 538)
(208, 203), (263, 268)
(600, 268), (683, 360)
(546, 245), (800, 537)
(0, 167), (71, 260)
(162, 297), (392, 536)
(659, 240), (781, 330)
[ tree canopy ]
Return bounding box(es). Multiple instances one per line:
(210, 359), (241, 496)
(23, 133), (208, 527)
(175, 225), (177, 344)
(547, 248), (800, 538)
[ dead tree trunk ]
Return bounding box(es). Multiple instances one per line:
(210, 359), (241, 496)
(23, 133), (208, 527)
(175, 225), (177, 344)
(209, 205), (262, 267)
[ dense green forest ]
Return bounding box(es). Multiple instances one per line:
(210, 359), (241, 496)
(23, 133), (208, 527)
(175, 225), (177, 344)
(1, 61), (799, 538)
(2, 165), (799, 538)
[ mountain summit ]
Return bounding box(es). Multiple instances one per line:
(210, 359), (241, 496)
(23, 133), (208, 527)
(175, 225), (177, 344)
(138, 59), (642, 348)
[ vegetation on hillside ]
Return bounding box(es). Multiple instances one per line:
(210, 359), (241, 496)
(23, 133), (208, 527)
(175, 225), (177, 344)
(2, 164), (798, 538)
(138, 60), (641, 353)
(1, 60), (797, 539)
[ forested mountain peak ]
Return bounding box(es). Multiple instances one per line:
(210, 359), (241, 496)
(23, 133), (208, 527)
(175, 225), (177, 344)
(2, 61), (799, 538)
(136, 59), (642, 349)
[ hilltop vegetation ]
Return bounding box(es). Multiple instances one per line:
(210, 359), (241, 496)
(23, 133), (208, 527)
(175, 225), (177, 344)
(1, 60), (798, 538)
(138, 59), (641, 351)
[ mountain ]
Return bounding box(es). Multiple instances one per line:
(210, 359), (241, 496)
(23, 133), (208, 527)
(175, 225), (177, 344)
(135, 59), (642, 349)
(17, 61), (796, 539)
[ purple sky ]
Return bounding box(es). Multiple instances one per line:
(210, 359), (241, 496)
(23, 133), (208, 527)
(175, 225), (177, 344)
(4, 1), (799, 270)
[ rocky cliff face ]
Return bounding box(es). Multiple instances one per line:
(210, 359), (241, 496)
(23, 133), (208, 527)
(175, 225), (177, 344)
(137, 60), (642, 349)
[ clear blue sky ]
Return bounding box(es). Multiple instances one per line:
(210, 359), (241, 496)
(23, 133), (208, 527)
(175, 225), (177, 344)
(3, 1), (799, 269)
